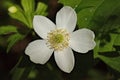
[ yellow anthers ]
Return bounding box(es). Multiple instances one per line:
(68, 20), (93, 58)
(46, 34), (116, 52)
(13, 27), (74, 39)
(8, 6), (17, 13)
(47, 28), (69, 51)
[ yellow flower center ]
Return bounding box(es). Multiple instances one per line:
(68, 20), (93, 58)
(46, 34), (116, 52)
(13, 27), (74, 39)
(47, 28), (69, 51)
(53, 34), (64, 43)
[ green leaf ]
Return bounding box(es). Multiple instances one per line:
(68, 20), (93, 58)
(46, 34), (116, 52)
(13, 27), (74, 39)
(12, 68), (25, 80)
(93, 40), (100, 58)
(102, 17), (120, 33)
(9, 7), (29, 27)
(77, 0), (104, 28)
(9, 1), (48, 28)
(34, 2), (48, 16)
(75, 0), (104, 13)
(20, 0), (36, 28)
(28, 69), (38, 79)
(93, 0), (120, 26)
(0, 25), (17, 35)
(114, 34), (120, 46)
(98, 34), (117, 52)
(25, 12), (34, 28)
(21, 0), (35, 13)
(94, 34), (120, 59)
(11, 56), (35, 80)
(58, 0), (82, 8)
(99, 55), (120, 72)
(7, 33), (24, 52)
(77, 8), (94, 28)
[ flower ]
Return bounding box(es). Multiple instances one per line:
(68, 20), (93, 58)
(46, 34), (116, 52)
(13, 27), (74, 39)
(25, 6), (96, 73)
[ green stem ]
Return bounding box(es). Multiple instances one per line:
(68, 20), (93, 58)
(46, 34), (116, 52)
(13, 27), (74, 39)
(10, 56), (23, 74)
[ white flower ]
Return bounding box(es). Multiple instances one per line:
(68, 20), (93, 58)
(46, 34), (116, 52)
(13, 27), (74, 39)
(25, 6), (96, 73)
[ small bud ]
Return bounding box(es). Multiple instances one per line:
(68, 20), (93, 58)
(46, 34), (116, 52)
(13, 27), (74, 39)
(8, 6), (17, 13)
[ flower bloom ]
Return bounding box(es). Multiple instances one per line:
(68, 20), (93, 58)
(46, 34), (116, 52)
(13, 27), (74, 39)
(25, 6), (96, 73)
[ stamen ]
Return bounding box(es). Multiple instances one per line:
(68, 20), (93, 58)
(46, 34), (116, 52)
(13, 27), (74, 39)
(47, 28), (69, 51)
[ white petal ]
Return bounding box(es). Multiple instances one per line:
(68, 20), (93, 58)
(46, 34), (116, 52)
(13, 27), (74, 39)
(56, 6), (77, 33)
(25, 40), (53, 64)
(33, 16), (56, 39)
(54, 47), (75, 73)
(69, 28), (96, 53)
